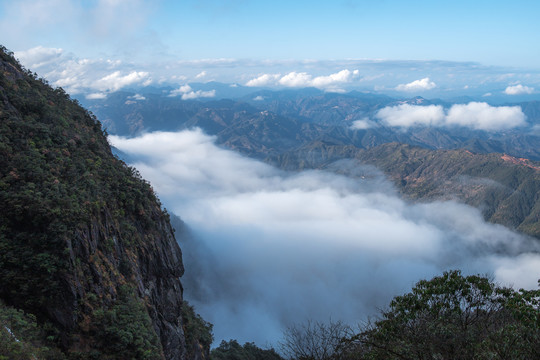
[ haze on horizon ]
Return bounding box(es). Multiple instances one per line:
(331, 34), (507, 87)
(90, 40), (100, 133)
(2, 0), (540, 100)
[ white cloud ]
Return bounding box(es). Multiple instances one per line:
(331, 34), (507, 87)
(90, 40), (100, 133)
(375, 102), (526, 131)
(11, 45), (540, 101)
(85, 92), (107, 100)
(445, 102), (526, 130)
(246, 69), (359, 91)
(14, 48), (155, 95)
(395, 77), (437, 92)
(246, 73), (281, 87)
(15, 46), (63, 69)
(253, 96), (264, 101)
(278, 71), (313, 87)
(195, 71), (207, 79)
(376, 104), (445, 127)
(128, 93), (146, 100)
(311, 69), (359, 88)
(168, 84), (216, 100)
(94, 70), (150, 92)
(350, 118), (378, 130)
(504, 84), (534, 95)
(493, 253), (540, 289)
(181, 90), (216, 100)
(110, 129), (540, 346)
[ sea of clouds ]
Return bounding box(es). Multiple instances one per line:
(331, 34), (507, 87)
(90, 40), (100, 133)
(110, 129), (540, 346)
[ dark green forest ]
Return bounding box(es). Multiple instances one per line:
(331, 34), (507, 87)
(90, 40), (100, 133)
(0, 46), (210, 359)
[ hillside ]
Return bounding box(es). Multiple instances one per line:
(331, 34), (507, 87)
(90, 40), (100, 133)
(0, 47), (210, 359)
(274, 142), (540, 238)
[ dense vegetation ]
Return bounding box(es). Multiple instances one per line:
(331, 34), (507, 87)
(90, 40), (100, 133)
(0, 46), (201, 358)
(182, 301), (214, 359)
(210, 340), (284, 360)
(278, 271), (539, 360)
(0, 300), (66, 359)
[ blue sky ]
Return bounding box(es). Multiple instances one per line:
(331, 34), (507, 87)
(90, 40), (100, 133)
(1, 0), (540, 97)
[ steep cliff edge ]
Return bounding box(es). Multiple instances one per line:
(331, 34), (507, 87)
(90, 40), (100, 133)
(0, 46), (206, 359)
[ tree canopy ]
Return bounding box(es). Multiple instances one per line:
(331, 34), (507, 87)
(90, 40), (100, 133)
(343, 270), (540, 359)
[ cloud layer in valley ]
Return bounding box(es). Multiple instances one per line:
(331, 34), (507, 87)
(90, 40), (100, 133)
(352, 102), (527, 131)
(110, 129), (540, 346)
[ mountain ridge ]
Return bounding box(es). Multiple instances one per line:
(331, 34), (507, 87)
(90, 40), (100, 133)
(80, 89), (540, 239)
(0, 46), (210, 359)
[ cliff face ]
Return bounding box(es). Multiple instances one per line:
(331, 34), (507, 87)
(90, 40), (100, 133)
(0, 46), (199, 359)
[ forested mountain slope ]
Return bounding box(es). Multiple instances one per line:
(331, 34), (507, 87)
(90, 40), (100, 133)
(0, 47), (210, 359)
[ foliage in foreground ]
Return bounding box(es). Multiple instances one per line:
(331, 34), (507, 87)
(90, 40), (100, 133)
(211, 339), (284, 360)
(182, 300), (214, 359)
(0, 300), (66, 359)
(281, 270), (539, 360)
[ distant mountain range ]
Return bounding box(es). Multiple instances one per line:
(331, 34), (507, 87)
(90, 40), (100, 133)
(79, 88), (540, 239)
(80, 88), (540, 159)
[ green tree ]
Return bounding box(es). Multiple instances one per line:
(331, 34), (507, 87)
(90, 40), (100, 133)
(211, 339), (284, 360)
(182, 300), (214, 359)
(344, 270), (540, 360)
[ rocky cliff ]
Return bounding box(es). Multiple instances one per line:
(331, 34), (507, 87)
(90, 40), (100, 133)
(0, 46), (207, 359)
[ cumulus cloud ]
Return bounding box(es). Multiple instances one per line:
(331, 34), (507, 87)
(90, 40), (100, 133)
(110, 129), (540, 346)
(350, 118), (378, 130)
(94, 70), (151, 92)
(504, 84), (535, 95)
(311, 69), (359, 88)
(169, 84), (216, 100)
(278, 71), (313, 87)
(85, 92), (107, 100)
(245, 73), (281, 87)
(246, 69), (359, 91)
(375, 102), (526, 131)
(376, 104), (445, 127)
(395, 77), (437, 92)
(11, 45), (540, 100)
(13, 46), (156, 95)
(445, 102), (526, 130)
